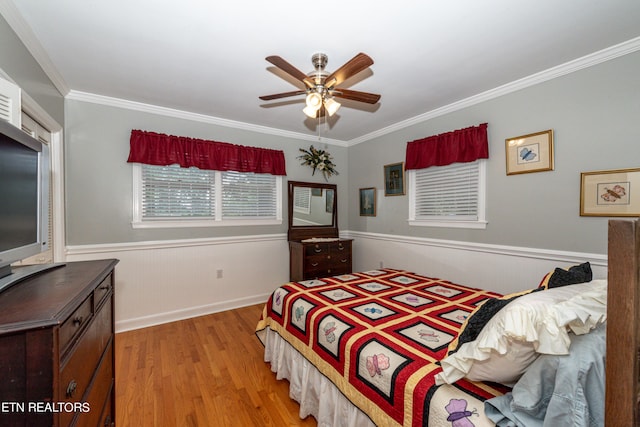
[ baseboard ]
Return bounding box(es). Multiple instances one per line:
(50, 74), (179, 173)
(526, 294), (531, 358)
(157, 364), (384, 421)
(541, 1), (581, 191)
(115, 292), (272, 333)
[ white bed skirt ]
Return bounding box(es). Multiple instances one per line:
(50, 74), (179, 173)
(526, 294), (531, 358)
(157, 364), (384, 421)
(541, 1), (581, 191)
(261, 327), (376, 427)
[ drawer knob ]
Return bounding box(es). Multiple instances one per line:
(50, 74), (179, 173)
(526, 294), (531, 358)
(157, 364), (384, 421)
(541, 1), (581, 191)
(66, 379), (77, 398)
(72, 316), (84, 326)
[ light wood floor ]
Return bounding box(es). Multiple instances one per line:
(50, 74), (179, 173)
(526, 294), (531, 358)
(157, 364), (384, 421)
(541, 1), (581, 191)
(115, 304), (316, 426)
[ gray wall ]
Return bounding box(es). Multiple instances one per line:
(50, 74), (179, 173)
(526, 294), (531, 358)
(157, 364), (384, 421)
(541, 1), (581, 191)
(0, 15), (64, 124)
(348, 51), (640, 254)
(64, 99), (348, 244)
(4, 13), (638, 255)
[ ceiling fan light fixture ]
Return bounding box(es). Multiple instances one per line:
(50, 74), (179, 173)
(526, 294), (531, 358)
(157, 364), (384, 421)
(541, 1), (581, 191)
(323, 97), (341, 116)
(303, 105), (319, 118)
(305, 92), (322, 109)
(261, 52), (380, 120)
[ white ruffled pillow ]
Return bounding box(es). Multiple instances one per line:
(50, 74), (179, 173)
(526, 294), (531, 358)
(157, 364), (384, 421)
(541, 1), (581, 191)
(435, 280), (607, 386)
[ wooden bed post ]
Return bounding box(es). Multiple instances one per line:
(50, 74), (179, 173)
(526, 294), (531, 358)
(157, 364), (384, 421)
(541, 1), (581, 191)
(606, 219), (640, 426)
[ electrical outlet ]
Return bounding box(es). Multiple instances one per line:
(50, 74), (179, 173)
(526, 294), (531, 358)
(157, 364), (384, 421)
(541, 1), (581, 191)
(216, 269), (223, 279)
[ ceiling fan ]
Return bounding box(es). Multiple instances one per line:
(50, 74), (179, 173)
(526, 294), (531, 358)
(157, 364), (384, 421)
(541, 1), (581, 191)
(259, 52), (381, 118)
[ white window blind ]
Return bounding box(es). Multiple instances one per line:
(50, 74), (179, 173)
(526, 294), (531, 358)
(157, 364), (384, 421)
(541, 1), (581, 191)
(134, 164), (281, 227)
(409, 160), (487, 228)
(142, 165), (216, 219)
(221, 171), (277, 218)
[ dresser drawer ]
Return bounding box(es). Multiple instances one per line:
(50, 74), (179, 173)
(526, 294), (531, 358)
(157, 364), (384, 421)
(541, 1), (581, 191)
(94, 273), (113, 309)
(59, 295), (93, 356)
(305, 243), (329, 256)
(71, 342), (113, 427)
(59, 298), (113, 425)
(95, 297), (113, 356)
(290, 239), (353, 281)
(330, 240), (351, 253)
(305, 254), (328, 268)
(98, 390), (114, 427)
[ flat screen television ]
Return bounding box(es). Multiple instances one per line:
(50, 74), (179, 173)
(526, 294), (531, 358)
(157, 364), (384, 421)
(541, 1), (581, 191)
(0, 118), (53, 292)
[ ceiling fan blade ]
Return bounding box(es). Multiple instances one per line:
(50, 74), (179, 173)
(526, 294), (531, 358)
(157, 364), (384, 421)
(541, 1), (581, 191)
(333, 88), (381, 104)
(259, 90), (306, 101)
(266, 56), (315, 89)
(324, 53), (374, 88)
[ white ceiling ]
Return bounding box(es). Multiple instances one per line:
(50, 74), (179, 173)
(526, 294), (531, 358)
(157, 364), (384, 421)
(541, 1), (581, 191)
(3, 1), (640, 143)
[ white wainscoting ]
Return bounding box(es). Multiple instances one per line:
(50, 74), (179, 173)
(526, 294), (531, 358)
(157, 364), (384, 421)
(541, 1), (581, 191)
(65, 231), (607, 332)
(345, 231), (607, 295)
(66, 234), (290, 332)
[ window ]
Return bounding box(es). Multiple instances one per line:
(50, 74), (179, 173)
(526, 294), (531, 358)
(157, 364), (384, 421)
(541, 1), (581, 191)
(132, 164), (282, 228)
(408, 160), (487, 229)
(19, 112), (54, 264)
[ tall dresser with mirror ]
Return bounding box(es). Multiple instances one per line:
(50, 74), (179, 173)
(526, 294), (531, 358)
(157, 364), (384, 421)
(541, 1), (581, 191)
(287, 181), (352, 281)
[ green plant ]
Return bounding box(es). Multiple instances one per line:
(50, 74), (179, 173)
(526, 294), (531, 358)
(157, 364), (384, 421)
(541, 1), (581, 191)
(297, 145), (338, 180)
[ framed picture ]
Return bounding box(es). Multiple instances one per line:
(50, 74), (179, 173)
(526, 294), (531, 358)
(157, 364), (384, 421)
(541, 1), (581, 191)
(580, 168), (640, 216)
(384, 162), (405, 196)
(505, 129), (554, 175)
(359, 187), (376, 216)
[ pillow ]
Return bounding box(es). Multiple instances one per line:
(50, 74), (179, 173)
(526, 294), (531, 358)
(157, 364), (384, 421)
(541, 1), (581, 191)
(435, 280), (607, 386)
(446, 288), (538, 356)
(538, 262), (592, 289)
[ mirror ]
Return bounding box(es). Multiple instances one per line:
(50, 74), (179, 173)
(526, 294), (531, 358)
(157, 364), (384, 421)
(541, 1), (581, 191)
(288, 181), (338, 241)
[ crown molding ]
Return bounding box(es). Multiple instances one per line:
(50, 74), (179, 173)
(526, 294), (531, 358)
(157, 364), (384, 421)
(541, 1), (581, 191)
(73, 35), (640, 148)
(4, 0), (638, 148)
(0, 0), (70, 96)
(347, 36), (640, 146)
(66, 90), (348, 147)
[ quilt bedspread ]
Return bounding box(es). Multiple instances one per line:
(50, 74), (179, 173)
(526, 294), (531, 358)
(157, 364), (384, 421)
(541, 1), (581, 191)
(256, 269), (510, 427)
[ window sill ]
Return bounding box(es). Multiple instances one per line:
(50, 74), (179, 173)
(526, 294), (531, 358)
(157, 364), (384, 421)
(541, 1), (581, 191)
(408, 219), (488, 229)
(132, 219), (282, 229)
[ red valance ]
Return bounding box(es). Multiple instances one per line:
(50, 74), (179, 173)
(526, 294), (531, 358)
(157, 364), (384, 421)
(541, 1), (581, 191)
(405, 123), (489, 170)
(127, 130), (287, 176)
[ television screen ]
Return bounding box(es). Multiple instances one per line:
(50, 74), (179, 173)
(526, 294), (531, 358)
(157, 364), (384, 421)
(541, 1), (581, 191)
(0, 137), (39, 252)
(0, 118), (50, 288)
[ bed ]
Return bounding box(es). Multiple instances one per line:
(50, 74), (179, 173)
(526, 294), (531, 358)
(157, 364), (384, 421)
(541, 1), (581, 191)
(256, 218), (639, 426)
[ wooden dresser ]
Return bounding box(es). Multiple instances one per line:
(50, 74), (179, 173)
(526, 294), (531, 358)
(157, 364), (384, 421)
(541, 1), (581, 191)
(0, 259), (118, 427)
(289, 239), (353, 281)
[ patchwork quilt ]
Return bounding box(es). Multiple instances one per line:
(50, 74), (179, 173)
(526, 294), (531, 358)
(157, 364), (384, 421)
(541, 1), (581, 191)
(256, 269), (510, 427)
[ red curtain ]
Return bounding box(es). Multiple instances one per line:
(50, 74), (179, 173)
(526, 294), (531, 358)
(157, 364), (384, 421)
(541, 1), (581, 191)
(405, 123), (488, 170)
(127, 130), (287, 175)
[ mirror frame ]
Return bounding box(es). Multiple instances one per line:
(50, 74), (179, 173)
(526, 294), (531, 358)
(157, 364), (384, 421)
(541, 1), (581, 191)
(288, 180), (339, 241)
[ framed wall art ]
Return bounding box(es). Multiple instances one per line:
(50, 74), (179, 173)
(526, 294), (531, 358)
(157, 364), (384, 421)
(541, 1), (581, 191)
(359, 187), (376, 216)
(505, 129), (554, 175)
(580, 168), (640, 216)
(384, 162), (405, 196)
